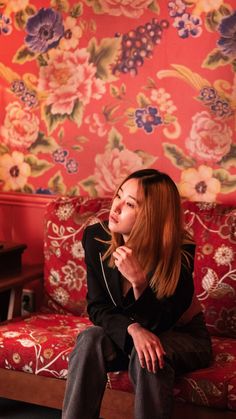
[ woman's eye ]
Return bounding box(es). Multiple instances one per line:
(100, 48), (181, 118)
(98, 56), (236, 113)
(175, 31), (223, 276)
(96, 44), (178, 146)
(126, 202), (135, 208)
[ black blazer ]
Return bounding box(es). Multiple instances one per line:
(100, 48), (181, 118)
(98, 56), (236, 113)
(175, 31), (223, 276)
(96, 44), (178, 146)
(82, 222), (195, 354)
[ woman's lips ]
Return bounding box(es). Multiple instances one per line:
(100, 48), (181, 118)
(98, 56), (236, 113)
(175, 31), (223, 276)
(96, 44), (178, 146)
(109, 213), (118, 224)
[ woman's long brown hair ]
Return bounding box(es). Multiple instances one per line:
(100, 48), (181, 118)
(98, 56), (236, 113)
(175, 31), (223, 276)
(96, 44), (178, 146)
(102, 169), (193, 299)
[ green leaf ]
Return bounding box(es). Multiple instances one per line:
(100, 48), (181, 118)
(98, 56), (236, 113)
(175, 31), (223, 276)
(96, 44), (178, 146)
(80, 176), (98, 197)
(69, 100), (84, 127)
(14, 6), (36, 30)
(213, 169), (236, 193)
(29, 132), (59, 154)
(25, 5), (37, 15)
(48, 170), (66, 194)
(24, 155), (53, 177)
(103, 104), (120, 123)
(37, 54), (48, 67)
(70, 2), (83, 18)
(135, 150), (157, 166)
(109, 82), (127, 101)
(42, 105), (67, 134)
(137, 93), (151, 108)
(231, 59), (236, 72)
(87, 36), (121, 81)
(75, 135), (89, 143)
(205, 5), (231, 32)
(202, 48), (231, 69)
(71, 145), (83, 152)
(67, 186), (80, 196)
(50, 0), (69, 12)
(0, 144), (9, 155)
(148, 0), (160, 14)
(106, 127), (123, 151)
(219, 144), (236, 169)
(13, 46), (35, 64)
(22, 184), (34, 194)
(84, 0), (103, 14)
(163, 143), (195, 169)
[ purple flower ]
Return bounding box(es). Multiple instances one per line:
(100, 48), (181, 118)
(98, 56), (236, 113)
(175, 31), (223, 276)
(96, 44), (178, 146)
(35, 188), (53, 195)
(217, 11), (236, 59)
(52, 149), (68, 164)
(199, 87), (217, 104)
(0, 13), (12, 35)
(173, 13), (202, 39)
(11, 80), (26, 96)
(211, 99), (233, 119)
(66, 158), (79, 174)
(25, 8), (64, 53)
(135, 106), (162, 133)
(21, 91), (38, 108)
(168, 0), (186, 18)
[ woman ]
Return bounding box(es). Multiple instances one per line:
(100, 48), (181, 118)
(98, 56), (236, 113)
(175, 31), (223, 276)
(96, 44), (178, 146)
(62, 169), (212, 419)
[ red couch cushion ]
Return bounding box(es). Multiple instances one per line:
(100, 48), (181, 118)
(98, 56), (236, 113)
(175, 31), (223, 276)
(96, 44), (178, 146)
(43, 197), (111, 315)
(182, 201), (236, 339)
(0, 314), (92, 378)
(0, 316), (235, 410)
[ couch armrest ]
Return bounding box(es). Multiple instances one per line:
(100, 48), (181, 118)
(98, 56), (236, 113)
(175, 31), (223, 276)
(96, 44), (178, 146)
(0, 264), (44, 319)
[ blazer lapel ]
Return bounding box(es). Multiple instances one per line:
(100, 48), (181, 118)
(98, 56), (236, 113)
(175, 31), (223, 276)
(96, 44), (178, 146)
(99, 252), (122, 306)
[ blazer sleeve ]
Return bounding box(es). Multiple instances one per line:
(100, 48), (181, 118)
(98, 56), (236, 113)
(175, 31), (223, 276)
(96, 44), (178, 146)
(123, 244), (196, 334)
(82, 225), (135, 352)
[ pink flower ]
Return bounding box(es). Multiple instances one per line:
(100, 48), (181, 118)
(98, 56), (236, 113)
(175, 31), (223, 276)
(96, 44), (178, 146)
(0, 151), (31, 191)
(179, 165), (221, 202)
(94, 148), (144, 196)
(97, 0), (152, 18)
(186, 111), (232, 163)
(60, 16), (82, 50)
(3, 0), (29, 15)
(84, 113), (107, 137)
(1, 102), (39, 151)
(38, 49), (106, 115)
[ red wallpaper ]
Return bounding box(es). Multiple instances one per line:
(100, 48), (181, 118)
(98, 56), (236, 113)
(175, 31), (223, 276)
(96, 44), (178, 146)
(0, 0), (235, 203)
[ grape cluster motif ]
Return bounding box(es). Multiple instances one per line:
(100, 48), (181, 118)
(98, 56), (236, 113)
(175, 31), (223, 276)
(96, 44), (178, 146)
(113, 18), (169, 76)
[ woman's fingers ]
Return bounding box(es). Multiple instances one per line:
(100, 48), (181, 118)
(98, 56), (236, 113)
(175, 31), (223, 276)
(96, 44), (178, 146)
(138, 342), (166, 373)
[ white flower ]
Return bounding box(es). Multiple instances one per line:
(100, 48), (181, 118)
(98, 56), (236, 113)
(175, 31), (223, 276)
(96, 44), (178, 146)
(3, 331), (20, 338)
(49, 269), (61, 286)
(213, 245), (234, 266)
(17, 338), (35, 347)
(55, 203), (74, 221)
(71, 241), (84, 259)
(22, 364), (33, 373)
(53, 287), (69, 306)
(62, 260), (86, 291)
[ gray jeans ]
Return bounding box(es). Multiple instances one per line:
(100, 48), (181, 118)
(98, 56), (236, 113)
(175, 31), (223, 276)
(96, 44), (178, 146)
(62, 313), (212, 419)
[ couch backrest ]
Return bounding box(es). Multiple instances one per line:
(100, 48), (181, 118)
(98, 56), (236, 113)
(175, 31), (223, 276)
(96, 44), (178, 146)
(43, 196), (236, 339)
(182, 201), (236, 339)
(43, 196), (111, 316)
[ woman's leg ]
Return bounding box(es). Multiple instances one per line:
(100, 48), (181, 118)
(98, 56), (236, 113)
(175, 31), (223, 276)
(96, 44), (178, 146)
(62, 325), (117, 419)
(129, 348), (175, 419)
(129, 314), (212, 419)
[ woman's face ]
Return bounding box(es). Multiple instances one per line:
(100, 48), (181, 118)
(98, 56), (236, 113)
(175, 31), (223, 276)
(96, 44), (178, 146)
(109, 178), (140, 242)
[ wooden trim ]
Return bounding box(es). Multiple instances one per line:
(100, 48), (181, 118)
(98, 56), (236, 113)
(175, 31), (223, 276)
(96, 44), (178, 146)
(0, 192), (55, 208)
(0, 369), (234, 419)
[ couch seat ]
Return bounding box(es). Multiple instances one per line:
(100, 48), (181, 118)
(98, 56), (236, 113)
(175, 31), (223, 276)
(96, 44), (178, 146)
(0, 314), (235, 411)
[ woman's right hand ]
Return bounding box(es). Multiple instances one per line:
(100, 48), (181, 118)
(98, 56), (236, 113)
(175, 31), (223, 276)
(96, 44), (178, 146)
(127, 323), (166, 373)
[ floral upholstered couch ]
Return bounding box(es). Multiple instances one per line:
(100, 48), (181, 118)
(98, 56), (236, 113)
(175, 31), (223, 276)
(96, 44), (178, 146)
(0, 196), (235, 418)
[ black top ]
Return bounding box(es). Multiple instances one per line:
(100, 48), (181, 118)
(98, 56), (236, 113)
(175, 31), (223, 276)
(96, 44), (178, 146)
(82, 222), (195, 354)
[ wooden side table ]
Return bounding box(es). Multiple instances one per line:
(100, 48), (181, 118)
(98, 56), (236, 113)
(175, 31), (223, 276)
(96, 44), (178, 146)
(0, 264), (44, 321)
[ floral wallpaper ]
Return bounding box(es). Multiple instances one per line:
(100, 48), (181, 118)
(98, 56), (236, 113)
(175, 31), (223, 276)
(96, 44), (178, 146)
(0, 0), (235, 203)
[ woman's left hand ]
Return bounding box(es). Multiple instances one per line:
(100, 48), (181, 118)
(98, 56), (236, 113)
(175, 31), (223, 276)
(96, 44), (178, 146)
(113, 246), (148, 298)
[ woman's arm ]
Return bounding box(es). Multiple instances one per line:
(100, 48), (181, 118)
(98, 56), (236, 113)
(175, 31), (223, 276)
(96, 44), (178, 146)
(122, 244), (196, 334)
(83, 224), (135, 352)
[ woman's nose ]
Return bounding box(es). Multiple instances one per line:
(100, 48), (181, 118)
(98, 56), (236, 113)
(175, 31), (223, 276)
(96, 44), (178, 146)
(114, 202), (122, 213)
